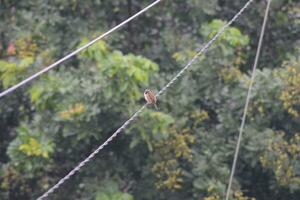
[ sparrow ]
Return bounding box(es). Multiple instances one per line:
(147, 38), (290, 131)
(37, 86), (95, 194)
(144, 89), (158, 110)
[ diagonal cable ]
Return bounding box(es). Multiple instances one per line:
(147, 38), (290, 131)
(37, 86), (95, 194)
(36, 0), (254, 199)
(156, 0), (254, 97)
(0, 0), (163, 99)
(36, 105), (147, 200)
(225, 0), (272, 199)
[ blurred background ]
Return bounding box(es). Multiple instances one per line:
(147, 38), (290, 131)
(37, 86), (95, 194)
(0, 0), (299, 199)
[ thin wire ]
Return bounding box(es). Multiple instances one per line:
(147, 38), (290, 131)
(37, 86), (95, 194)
(225, 0), (272, 199)
(0, 0), (163, 99)
(157, 0), (254, 97)
(36, 1), (254, 199)
(36, 105), (146, 200)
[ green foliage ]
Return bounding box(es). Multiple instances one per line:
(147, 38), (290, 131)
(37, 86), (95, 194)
(7, 124), (54, 172)
(276, 56), (300, 117)
(96, 192), (133, 200)
(1, 1), (300, 200)
(204, 190), (255, 200)
(79, 37), (158, 103)
(95, 181), (134, 200)
(151, 127), (194, 190)
(201, 19), (249, 47)
(0, 60), (30, 88)
(0, 36), (44, 88)
(128, 110), (175, 151)
(260, 132), (300, 191)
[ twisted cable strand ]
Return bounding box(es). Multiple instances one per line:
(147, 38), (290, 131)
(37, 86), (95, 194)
(225, 0), (272, 199)
(0, 0), (163, 99)
(36, 105), (146, 200)
(157, 0), (254, 97)
(36, 1), (254, 199)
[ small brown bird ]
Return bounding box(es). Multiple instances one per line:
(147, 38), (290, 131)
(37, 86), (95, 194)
(144, 89), (158, 110)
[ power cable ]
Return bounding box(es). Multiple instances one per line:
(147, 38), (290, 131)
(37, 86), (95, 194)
(225, 0), (272, 199)
(0, 0), (163, 99)
(36, 0), (254, 199)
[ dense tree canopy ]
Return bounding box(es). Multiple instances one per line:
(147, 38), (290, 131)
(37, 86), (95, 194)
(0, 0), (299, 200)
